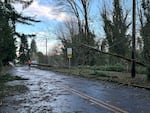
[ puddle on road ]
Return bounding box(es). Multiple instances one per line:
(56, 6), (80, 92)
(1, 67), (150, 113)
(0, 67), (76, 113)
(1, 67), (108, 113)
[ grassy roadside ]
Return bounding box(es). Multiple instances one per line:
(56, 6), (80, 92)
(0, 72), (28, 101)
(39, 66), (150, 90)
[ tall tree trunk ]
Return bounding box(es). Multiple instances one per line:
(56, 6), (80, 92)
(81, 0), (90, 35)
(67, 0), (82, 33)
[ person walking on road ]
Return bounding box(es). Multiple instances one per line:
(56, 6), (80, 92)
(28, 60), (32, 69)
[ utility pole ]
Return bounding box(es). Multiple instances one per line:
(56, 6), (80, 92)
(131, 0), (136, 78)
(46, 37), (48, 64)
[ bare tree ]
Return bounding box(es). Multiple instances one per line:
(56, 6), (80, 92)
(56, 0), (82, 33)
(64, 18), (79, 38)
(56, 0), (92, 34)
(80, 0), (91, 34)
(55, 0), (96, 65)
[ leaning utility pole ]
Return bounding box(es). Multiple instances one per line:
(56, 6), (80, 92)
(131, 0), (136, 78)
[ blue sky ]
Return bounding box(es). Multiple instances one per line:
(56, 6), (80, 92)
(15, 0), (132, 55)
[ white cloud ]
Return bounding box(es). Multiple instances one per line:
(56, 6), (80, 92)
(31, 31), (61, 55)
(36, 39), (62, 55)
(18, 0), (70, 22)
(36, 31), (47, 36)
(13, 1), (66, 55)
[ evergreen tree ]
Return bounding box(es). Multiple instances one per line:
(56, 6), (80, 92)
(30, 39), (37, 60)
(18, 34), (29, 64)
(101, 0), (130, 64)
(140, 0), (150, 63)
(30, 39), (37, 55)
(0, 1), (16, 65)
(37, 52), (46, 64)
(0, 0), (40, 70)
(140, 0), (150, 80)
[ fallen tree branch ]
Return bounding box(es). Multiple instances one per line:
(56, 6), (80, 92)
(81, 43), (146, 67)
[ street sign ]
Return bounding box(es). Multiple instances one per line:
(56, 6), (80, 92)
(67, 48), (72, 58)
(67, 48), (72, 70)
(67, 54), (72, 58)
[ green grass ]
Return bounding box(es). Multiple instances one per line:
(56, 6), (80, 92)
(50, 65), (150, 88)
(77, 64), (125, 72)
(0, 73), (28, 99)
(89, 71), (108, 77)
(77, 65), (147, 74)
(0, 73), (27, 83)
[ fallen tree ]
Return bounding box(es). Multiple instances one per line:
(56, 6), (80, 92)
(81, 43), (146, 67)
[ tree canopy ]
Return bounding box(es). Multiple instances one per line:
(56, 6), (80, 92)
(0, 0), (40, 69)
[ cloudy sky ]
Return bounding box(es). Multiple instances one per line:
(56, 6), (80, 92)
(15, 0), (131, 55)
(15, 0), (68, 55)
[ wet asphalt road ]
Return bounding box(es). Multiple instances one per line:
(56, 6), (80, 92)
(0, 66), (150, 113)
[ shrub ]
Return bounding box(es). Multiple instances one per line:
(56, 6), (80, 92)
(78, 64), (126, 72)
(136, 66), (147, 74)
(0, 73), (27, 83)
(90, 71), (108, 77)
(98, 64), (125, 72)
(146, 65), (150, 81)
